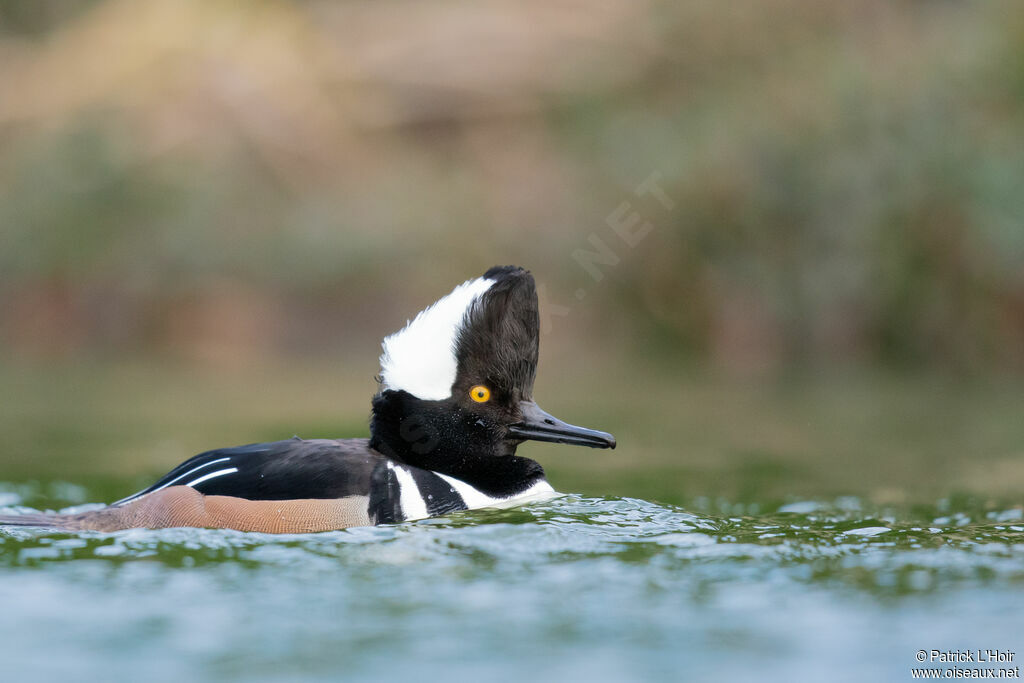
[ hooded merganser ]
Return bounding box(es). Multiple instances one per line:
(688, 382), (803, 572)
(0, 266), (615, 533)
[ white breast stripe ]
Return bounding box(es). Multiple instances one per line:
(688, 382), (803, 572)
(435, 473), (497, 509)
(435, 473), (557, 511)
(388, 462), (429, 521)
(184, 467), (239, 488)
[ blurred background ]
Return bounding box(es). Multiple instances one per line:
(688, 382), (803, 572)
(1, 0), (1023, 510)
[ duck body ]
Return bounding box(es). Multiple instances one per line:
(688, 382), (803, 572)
(22, 437), (553, 533)
(0, 266), (613, 534)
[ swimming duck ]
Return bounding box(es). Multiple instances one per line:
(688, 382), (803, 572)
(0, 266), (615, 533)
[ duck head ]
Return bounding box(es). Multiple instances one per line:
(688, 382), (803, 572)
(369, 266), (615, 489)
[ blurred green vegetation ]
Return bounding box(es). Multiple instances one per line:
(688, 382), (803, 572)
(1, 0), (1022, 373)
(0, 1), (1022, 503)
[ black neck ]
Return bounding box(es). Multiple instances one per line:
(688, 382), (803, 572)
(369, 391), (545, 497)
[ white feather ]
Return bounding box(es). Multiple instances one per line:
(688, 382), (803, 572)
(435, 472), (557, 510)
(388, 462), (429, 521)
(379, 276), (494, 400)
(113, 456), (233, 506)
(183, 467), (239, 488)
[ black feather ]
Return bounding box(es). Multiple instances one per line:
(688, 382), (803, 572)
(115, 438), (380, 504)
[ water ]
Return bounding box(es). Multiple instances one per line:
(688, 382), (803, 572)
(2, 488), (1022, 682)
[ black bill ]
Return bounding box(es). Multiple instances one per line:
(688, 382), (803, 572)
(507, 401), (616, 449)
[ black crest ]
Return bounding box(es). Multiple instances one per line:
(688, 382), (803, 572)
(454, 266), (540, 402)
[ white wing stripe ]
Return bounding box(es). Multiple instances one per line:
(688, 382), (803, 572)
(148, 457), (232, 493)
(113, 456), (233, 505)
(184, 467), (239, 488)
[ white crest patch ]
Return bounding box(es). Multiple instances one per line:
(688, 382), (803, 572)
(379, 276), (494, 400)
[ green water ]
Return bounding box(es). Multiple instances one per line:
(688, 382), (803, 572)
(2, 487), (1023, 682)
(2, 365), (1023, 681)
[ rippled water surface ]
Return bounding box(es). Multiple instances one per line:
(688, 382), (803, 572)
(2, 487), (1023, 682)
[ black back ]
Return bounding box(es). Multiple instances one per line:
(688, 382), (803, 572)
(116, 438), (381, 504)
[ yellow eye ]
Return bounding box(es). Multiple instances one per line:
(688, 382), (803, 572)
(469, 385), (491, 403)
